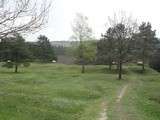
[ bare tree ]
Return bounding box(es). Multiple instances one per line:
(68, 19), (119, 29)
(108, 12), (137, 79)
(0, 0), (51, 38)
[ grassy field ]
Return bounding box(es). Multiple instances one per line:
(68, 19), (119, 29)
(0, 63), (159, 120)
(108, 66), (160, 120)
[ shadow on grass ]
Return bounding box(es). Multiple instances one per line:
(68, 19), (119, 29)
(149, 96), (160, 104)
(84, 67), (117, 74)
(0, 70), (28, 75)
(129, 66), (159, 75)
(84, 66), (130, 75)
(130, 68), (144, 74)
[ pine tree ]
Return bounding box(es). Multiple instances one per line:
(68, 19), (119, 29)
(97, 27), (116, 70)
(37, 35), (56, 62)
(1, 33), (31, 73)
(135, 22), (158, 71)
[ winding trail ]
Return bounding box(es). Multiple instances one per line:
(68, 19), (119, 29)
(98, 84), (129, 120)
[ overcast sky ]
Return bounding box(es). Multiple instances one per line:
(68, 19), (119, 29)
(26, 0), (160, 41)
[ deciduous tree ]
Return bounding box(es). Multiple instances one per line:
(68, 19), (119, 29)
(72, 13), (93, 73)
(108, 12), (137, 79)
(0, 0), (51, 38)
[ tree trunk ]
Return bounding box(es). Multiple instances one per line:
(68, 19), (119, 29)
(142, 54), (145, 72)
(15, 64), (18, 73)
(81, 64), (85, 73)
(142, 60), (145, 72)
(109, 62), (112, 71)
(118, 60), (122, 80)
(116, 63), (119, 70)
(142, 50), (145, 72)
(15, 52), (19, 73)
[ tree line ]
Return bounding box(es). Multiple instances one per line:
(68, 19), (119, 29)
(0, 34), (56, 73)
(0, 0), (159, 79)
(72, 13), (159, 79)
(97, 22), (158, 79)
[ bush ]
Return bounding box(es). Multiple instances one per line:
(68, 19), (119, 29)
(2, 61), (14, 68)
(149, 49), (160, 72)
(23, 62), (30, 67)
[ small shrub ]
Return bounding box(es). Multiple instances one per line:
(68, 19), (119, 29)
(23, 62), (30, 67)
(2, 61), (14, 68)
(149, 49), (160, 72)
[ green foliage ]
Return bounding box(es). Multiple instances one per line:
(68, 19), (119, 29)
(131, 22), (158, 71)
(149, 49), (160, 71)
(2, 61), (14, 68)
(134, 22), (158, 61)
(71, 13), (95, 72)
(96, 21), (159, 78)
(113, 23), (133, 61)
(0, 33), (31, 72)
(37, 35), (57, 62)
(23, 62), (30, 67)
(97, 22), (135, 79)
(26, 42), (40, 61)
(74, 41), (97, 64)
(97, 27), (116, 65)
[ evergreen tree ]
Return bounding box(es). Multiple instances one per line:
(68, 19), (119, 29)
(1, 33), (31, 73)
(97, 27), (116, 70)
(135, 22), (158, 71)
(149, 48), (160, 72)
(37, 35), (56, 62)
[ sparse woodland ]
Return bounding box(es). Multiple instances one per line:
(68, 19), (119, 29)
(0, 1), (160, 120)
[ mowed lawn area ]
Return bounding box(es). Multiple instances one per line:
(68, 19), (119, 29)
(0, 63), (159, 120)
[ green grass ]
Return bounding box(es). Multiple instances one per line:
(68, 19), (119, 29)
(108, 66), (160, 120)
(0, 63), (160, 120)
(0, 64), (125, 120)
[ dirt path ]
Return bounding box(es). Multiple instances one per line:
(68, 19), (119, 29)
(116, 84), (129, 103)
(99, 102), (108, 120)
(98, 84), (129, 120)
(115, 84), (129, 120)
